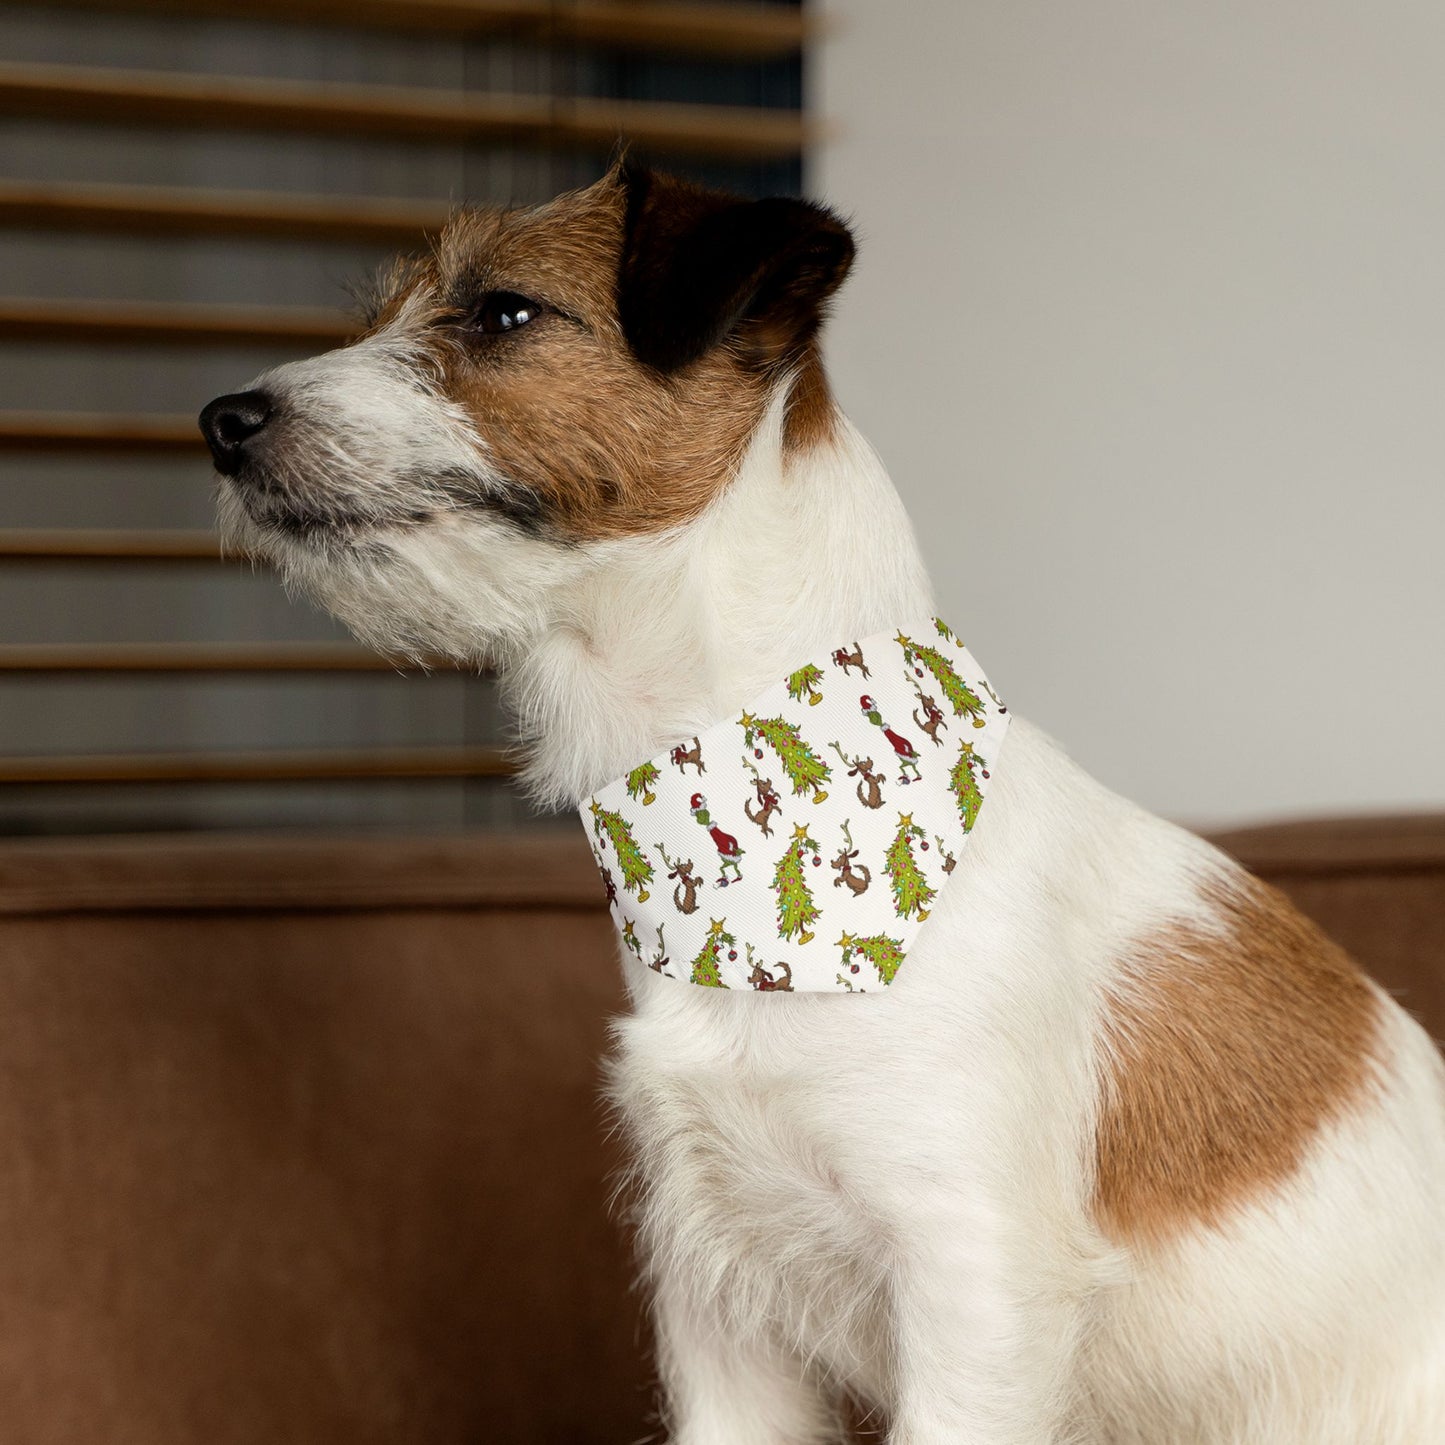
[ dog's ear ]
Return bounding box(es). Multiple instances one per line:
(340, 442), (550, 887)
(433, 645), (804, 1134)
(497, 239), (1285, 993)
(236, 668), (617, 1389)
(616, 162), (855, 374)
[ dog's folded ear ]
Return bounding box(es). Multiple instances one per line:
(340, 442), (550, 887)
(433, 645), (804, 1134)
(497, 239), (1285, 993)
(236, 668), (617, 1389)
(617, 162), (855, 375)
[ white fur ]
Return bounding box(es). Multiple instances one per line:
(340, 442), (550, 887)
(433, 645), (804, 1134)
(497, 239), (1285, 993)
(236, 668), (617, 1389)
(220, 346), (1445, 1443)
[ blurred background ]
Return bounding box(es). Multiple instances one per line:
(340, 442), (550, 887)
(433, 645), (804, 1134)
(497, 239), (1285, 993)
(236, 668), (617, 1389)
(817, 0), (1445, 827)
(0, 5), (1441, 1443)
(1, 0), (1441, 837)
(0, 0), (801, 837)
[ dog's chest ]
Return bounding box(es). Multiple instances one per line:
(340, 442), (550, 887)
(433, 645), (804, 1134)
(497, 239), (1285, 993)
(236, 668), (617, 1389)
(612, 995), (900, 1379)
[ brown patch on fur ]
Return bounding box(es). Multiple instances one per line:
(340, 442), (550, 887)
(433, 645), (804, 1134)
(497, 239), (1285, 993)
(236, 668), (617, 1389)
(361, 170), (851, 541)
(1094, 872), (1382, 1246)
(365, 177), (773, 541)
(782, 344), (839, 456)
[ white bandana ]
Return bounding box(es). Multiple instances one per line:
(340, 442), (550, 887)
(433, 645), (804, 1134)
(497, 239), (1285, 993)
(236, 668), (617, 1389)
(579, 619), (1009, 993)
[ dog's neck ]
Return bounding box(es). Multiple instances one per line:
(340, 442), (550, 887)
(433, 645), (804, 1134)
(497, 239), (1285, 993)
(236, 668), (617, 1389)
(506, 388), (935, 809)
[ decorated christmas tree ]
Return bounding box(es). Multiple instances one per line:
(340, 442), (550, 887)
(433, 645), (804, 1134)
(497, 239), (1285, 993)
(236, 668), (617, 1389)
(838, 931), (906, 986)
(772, 822), (822, 944)
(895, 632), (987, 727)
(786, 663), (825, 707)
(933, 618), (957, 645)
(588, 799), (653, 901)
(740, 711), (830, 802)
(950, 741), (987, 832)
(625, 761), (660, 805)
(690, 918), (736, 988)
(885, 812), (935, 921)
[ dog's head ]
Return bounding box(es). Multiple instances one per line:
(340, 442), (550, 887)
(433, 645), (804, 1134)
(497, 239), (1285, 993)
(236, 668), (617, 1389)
(200, 163), (854, 661)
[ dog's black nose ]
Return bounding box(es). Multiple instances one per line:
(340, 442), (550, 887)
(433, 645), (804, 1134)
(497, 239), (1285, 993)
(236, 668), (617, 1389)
(199, 390), (273, 475)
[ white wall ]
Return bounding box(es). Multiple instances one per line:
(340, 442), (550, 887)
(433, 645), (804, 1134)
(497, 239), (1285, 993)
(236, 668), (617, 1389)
(812, 0), (1445, 827)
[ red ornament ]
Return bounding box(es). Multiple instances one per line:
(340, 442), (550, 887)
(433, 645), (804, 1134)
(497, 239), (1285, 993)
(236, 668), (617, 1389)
(850, 964), (860, 973)
(727, 949), (737, 961)
(753, 748), (763, 759)
(812, 856), (821, 866)
(914, 667), (923, 677)
(920, 841), (929, 850)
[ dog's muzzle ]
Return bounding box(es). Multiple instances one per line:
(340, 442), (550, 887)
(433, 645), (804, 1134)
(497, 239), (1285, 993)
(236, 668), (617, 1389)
(199, 390), (274, 477)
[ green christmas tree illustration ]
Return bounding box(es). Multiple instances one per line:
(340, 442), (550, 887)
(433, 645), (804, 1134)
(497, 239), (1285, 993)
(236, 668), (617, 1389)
(772, 822), (822, 944)
(786, 663), (825, 707)
(740, 711), (830, 803)
(933, 618), (957, 645)
(625, 761), (660, 805)
(588, 799), (653, 901)
(950, 740), (988, 833)
(838, 931), (906, 986)
(885, 812), (935, 921)
(689, 918), (736, 988)
(895, 632), (987, 727)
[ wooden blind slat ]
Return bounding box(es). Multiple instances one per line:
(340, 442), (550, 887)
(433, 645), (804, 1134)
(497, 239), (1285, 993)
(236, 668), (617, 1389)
(0, 297), (353, 349)
(0, 529), (221, 561)
(0, 413), (203, 450)
(0, 62), (813, 161)
(29, 0), (810, 59)
(0, 745), (514, 784)
(0, 180), (448, 245)
(0, 413), (204, 452)
(0, 643), (419, 673)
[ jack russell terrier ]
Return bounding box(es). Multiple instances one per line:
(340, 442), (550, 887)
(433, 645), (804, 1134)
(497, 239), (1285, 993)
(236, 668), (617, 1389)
(200, 162), (1445, 1444)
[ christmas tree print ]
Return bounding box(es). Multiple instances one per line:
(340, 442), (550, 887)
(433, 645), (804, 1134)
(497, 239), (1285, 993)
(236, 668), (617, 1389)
(786, 663), (825, 707)
(895, 632), (987, 727)
(933, 618), (957, 645)
(621, 918), (643, 958)
(625, 761), (660, 805)
(740, 711), (830, 803)
(690, 918), (736, 988)
(838, 931), (906, 986)
(588, 799), (653, 901)
(772, 822), (823, 944)
(885, 812), (935, 921)
(949, 740), (989, 833)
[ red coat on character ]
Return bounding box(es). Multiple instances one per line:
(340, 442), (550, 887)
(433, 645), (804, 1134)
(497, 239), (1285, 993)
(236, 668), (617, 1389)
(690, 793), (740, 857)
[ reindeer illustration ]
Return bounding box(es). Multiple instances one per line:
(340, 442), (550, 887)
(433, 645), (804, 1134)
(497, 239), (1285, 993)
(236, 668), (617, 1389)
(669, 736), (705, 775)
(742, 755), (782, 836)
(912, 685), (948, 747)
(831, 641), (870, 678)
(831, 818), (872, 896)
(599, 866), (618, 907)
(935, 836), (957, 875)
(656, 843), (699, 914)
(745, 943), (794, 992)
(829, 741), (885, 810)
(648, 922), (671, 975)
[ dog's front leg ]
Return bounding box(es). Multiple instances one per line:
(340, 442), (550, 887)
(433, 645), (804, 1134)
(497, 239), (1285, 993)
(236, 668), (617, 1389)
(885, 1203), (1092, 1445)
(653, 1275), (841, 1445)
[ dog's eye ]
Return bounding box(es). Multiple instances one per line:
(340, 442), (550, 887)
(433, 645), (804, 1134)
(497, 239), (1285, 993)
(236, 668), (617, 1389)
(470, 291), (544, 335)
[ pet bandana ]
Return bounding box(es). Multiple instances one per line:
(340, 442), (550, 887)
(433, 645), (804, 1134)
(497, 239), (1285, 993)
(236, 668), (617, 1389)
(579, 619), (1009, 993)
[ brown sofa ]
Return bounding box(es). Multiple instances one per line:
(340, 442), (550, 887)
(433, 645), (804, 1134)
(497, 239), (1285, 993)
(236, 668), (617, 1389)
(0, 817), (1440, 1443)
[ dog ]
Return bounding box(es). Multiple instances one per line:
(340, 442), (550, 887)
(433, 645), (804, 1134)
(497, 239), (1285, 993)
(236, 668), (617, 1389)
(200, 162), (1445, 1443)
